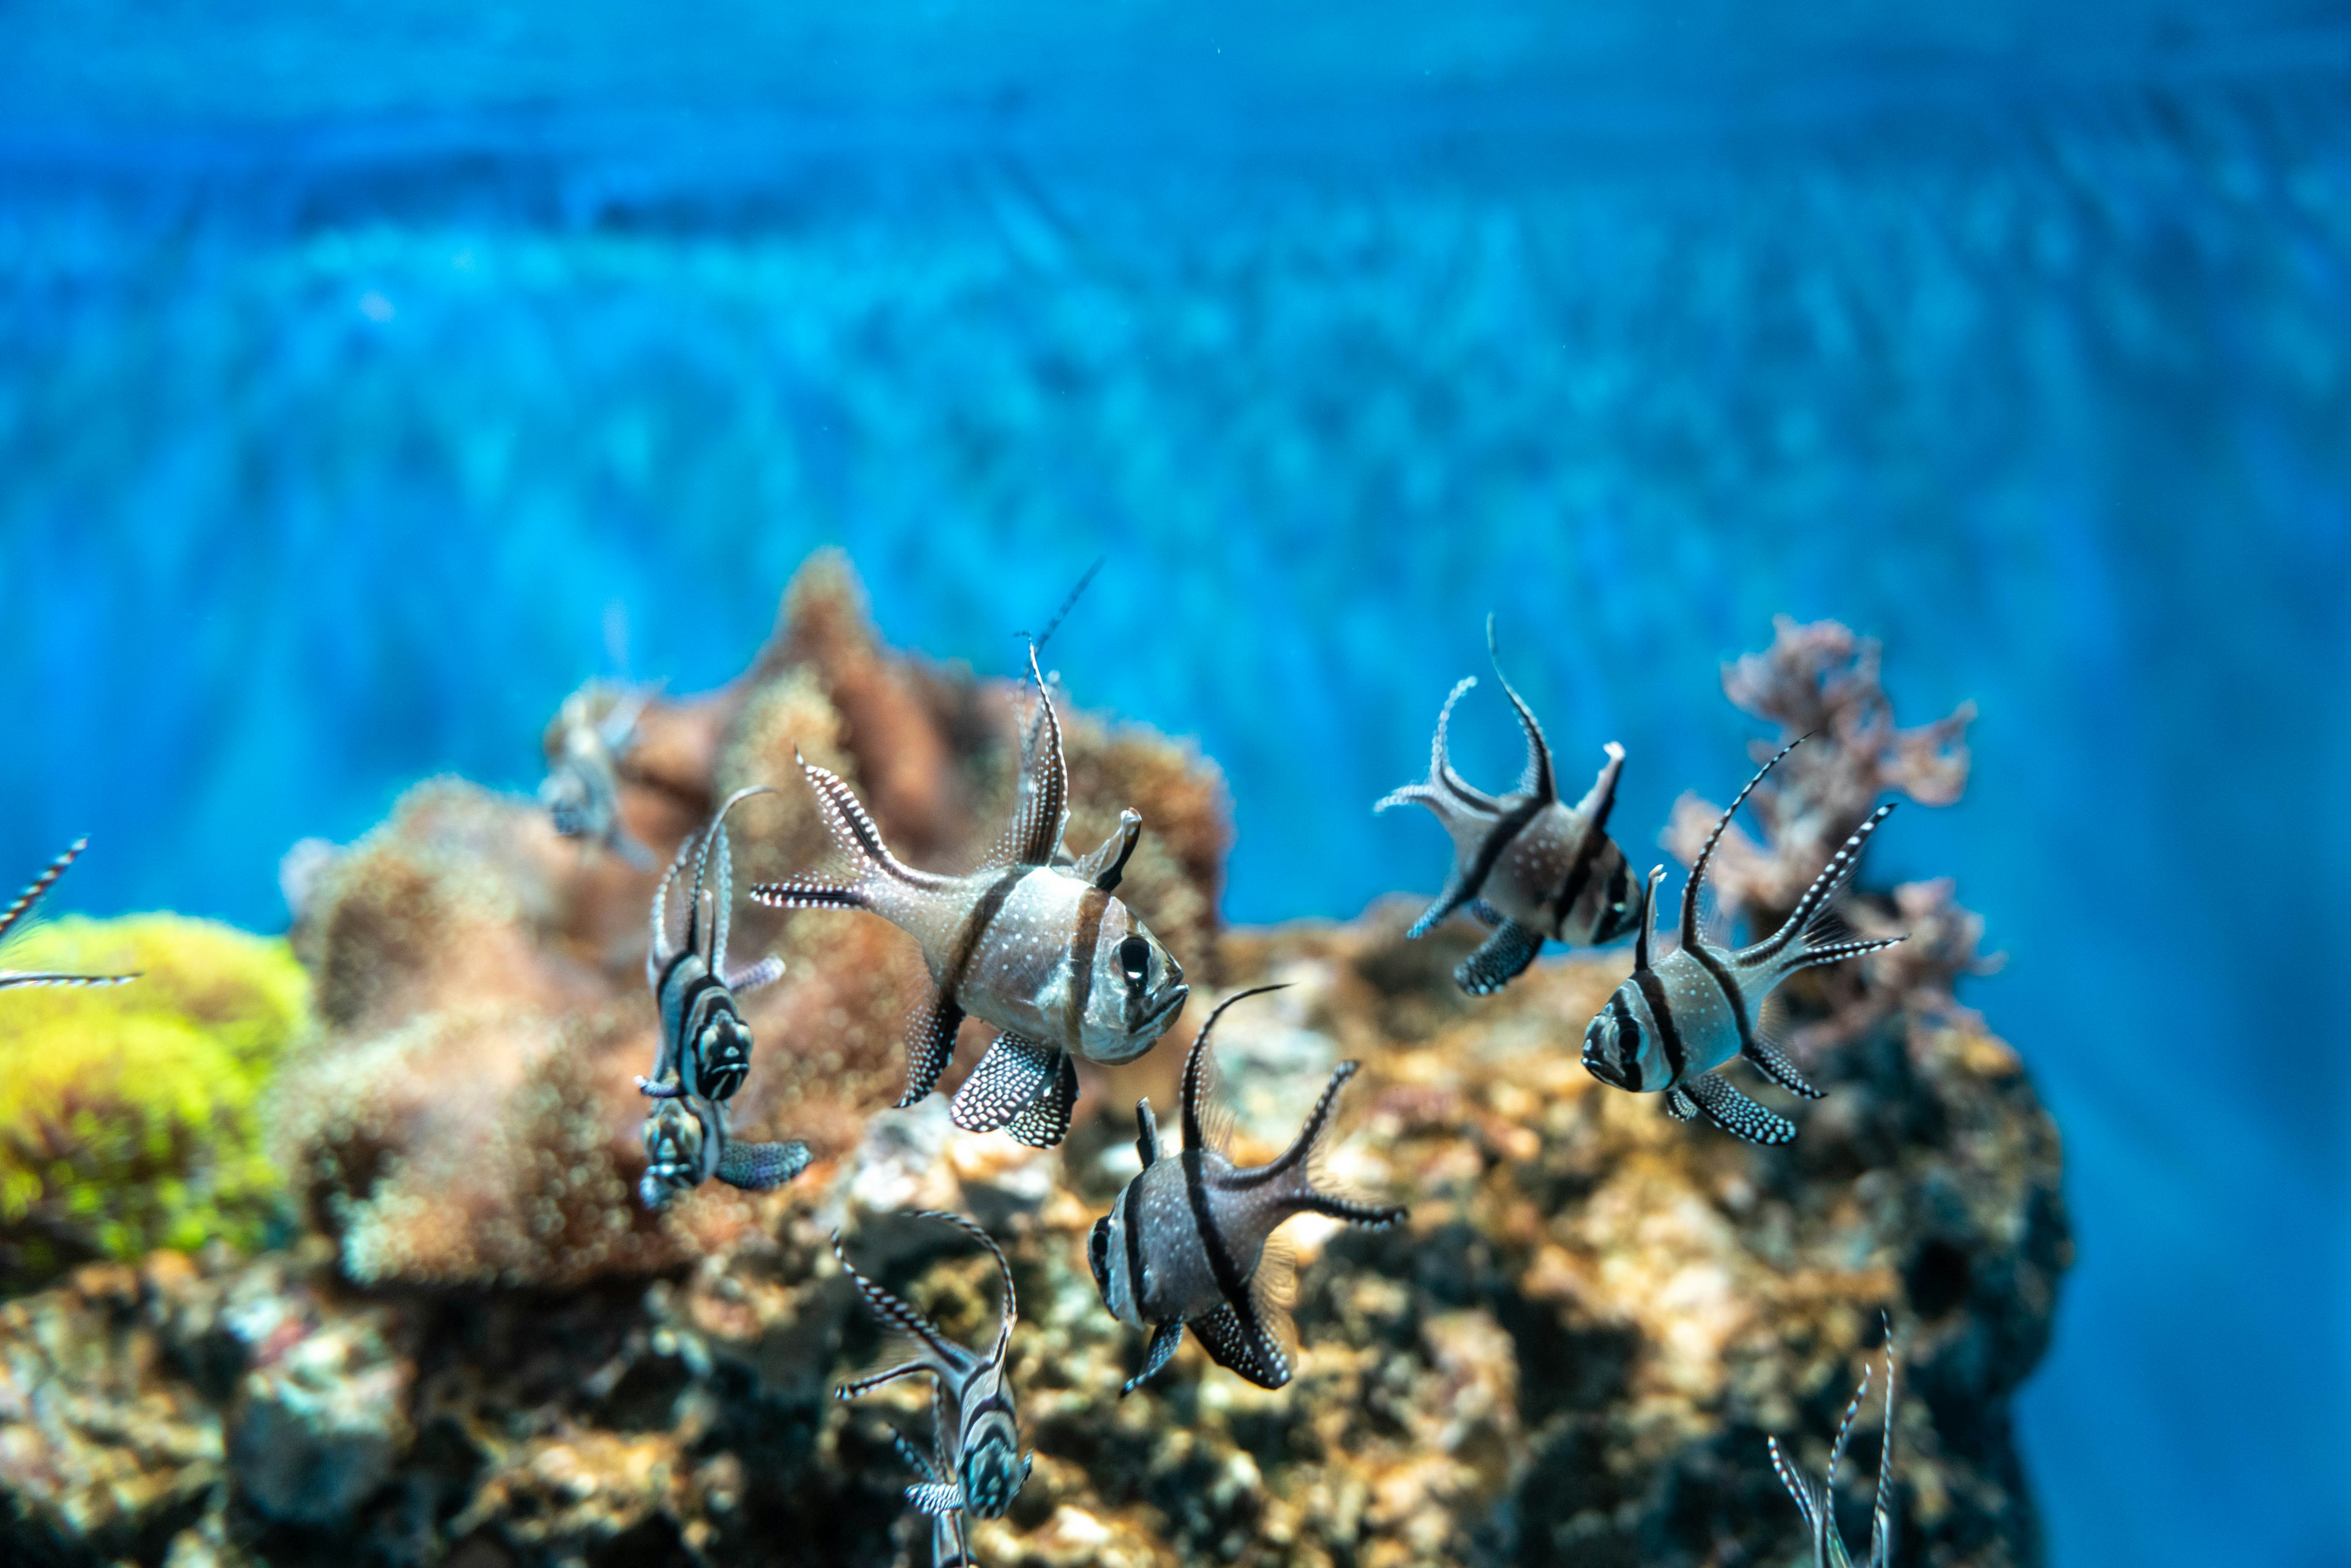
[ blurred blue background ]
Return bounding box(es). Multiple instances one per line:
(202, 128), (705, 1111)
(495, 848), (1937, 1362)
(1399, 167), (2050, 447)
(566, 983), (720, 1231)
(4, 2), (2349, 1564)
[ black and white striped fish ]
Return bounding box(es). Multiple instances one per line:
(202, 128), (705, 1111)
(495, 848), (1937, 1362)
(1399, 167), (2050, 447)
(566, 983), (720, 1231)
(834, 1210), (1032, 1541)
(752, 649), (1189, 1149)
(540, 684), (656, 869)
(1579, 738), (1905, 1144)
(1377, 618), (1639, 995)
(1769, 1329), (1899, 1567)
(0, 839), (137, 992)
(1088, 987), (1407, 1395)
(636, 786), (806, 1210)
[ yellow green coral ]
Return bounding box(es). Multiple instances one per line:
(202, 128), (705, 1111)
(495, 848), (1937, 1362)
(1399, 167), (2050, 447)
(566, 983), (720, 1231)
(0, 915), (310, 1290)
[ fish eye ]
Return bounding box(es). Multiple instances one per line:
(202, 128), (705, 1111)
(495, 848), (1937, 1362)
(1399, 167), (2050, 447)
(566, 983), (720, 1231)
(1087, 1217), (1112, 1299)
(1117, 934), (1151, 987)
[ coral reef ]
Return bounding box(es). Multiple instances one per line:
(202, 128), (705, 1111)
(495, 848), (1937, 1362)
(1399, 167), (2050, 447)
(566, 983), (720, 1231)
(0, 918), (310, 1293)
(1, 576), (2062, 1566)
(269, 553), (1229, 1289)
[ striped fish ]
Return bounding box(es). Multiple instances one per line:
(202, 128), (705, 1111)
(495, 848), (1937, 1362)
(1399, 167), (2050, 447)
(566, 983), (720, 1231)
(1088, 987), (1407, 1395)
(0, 839), (137, 992)
(752, 649), (1189, 1149)
(539, 685), (656, 869)
(1770, 1330), (1898, 1567)
(636, 787), (806, 1210)
(834, 1210), (1032, 1543)
(1579, 737), (1905, 1144)
(1377, 618), (1638, 996)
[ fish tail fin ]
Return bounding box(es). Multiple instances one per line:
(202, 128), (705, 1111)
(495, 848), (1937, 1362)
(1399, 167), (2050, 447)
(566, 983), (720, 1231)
(750, 752), (940, 917)
(1262, 1060), (1409, 1229)
(1767, 1435), (1821, 1531)
(1745, 802), (1905, 972)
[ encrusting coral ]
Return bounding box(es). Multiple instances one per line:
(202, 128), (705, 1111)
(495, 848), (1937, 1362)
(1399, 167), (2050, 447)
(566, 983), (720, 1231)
(0, 917), (309, 1292)
(0, 570), (2063, 1568)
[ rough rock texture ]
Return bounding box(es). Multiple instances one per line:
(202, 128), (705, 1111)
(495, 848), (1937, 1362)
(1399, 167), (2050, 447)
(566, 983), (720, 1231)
(1, 579), (2066, 1566)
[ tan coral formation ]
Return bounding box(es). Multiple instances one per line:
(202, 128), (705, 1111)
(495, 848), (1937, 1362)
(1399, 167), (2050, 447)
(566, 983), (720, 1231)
(2, 572), (2061, 1568)
(270, 552), (1229, 1288)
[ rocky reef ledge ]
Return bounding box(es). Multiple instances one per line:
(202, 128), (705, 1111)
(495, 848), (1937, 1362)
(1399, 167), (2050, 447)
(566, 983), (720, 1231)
(1, 558), (2066, 1568)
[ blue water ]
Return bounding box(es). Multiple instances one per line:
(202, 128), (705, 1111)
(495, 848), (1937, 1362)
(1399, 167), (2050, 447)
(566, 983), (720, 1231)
(4, 4), (2349, 1564)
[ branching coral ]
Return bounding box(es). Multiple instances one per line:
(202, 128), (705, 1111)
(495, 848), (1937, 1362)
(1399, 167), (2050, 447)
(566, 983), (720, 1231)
(1664, 617), (1973, 925)
(0, 917), (309, 1292)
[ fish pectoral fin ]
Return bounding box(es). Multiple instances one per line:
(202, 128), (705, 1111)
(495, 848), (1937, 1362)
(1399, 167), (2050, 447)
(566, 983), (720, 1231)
(1453, 918), (1545, 996)
(899, 986), (967, 1108)
(1663, 1086), (1699, 1122)
(999, 1049), (1081, 1149)
(717, 1139), (811, 1191)
(905, 1482), (964, 1517)
(1190, 1297), (1292, 1390)
(950, 1033), (1068, 1141)
(1468, 899), (1504, 928)
(723, 953), (786, 995)
(1122, 1320), (1187, 1397)
(1681, 1071), (1798, 1146)
(1742, 1034), (1825, 1100)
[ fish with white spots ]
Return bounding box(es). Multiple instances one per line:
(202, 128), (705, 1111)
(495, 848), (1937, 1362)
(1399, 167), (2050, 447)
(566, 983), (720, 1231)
(1580, 736), (1906, 1144)
(1378, 617), (1640, 995)
(636, 786), (807, 1210)
(752, 648), (1189, 1149)
(1089, 986), (1407, 1394)
(834, 1211), (1032, 1551)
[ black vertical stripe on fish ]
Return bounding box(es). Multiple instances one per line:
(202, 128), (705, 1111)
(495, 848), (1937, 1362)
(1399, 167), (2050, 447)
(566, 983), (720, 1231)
(1455, 795), (1547, 913)
(940, 869), (1027, 1003)
(1686, 944), (1757, 1059)
(1631, 967), (1689, 1083)
(1182, 1146), (1253, 1310)
(1120, 1174), (1150, 1311)
(1544, 815), (1609, 930)
(1062, 886), (1111, 1046)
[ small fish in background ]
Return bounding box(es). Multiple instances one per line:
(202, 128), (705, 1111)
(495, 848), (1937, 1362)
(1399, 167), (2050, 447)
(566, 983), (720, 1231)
(834, 1211), (1032, 1544)
(0, 839), (137, 991)
(540, 681), (658, 869)
(1770, 1327), (1898, 1567)
(752, 647), (1190, 1149)
(1377, 616), (1639, 995)
(636, 787), (805, 1210)
(1580, 737), (1906, 1144)
(1089, 986), (1407, 1395)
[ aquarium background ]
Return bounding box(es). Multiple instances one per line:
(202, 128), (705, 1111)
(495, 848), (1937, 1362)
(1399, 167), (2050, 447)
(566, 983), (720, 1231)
(3, 2), (2348, 1564)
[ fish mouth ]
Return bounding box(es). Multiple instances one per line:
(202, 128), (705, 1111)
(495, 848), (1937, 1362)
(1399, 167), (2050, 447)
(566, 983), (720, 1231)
(1580, 1039), (1623, 1088)
(1092, 983), (1193, 1064)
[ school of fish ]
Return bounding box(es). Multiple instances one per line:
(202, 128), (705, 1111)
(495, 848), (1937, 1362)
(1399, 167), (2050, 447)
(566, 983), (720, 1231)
(4, 604), (1915, 1564)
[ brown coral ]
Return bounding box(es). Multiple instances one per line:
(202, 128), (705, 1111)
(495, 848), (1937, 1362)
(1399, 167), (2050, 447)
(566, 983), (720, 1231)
(270, 553), (1231, 1291)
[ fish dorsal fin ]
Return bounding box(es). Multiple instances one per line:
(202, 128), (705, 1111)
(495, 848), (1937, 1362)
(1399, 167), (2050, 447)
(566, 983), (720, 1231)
(915, 1209), (1018, 1364)
(1180, 985), (1288, 1157)
(1682, 734), (1805, 951)
(1486, 614), (1555, 803)
(1000, 645), (1070, 868)
(649, 830), (697, 968)
(694, 786), (777, 969)
(1632, 866), (1665, 972)
(1828, 1362), (1871, 1498)
(1134, 1100), (1162, 1166)
(1574, 742), (1625, 833)
(1870, 1322), (1898, 1568)
(1072, 809), (1142, 892)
